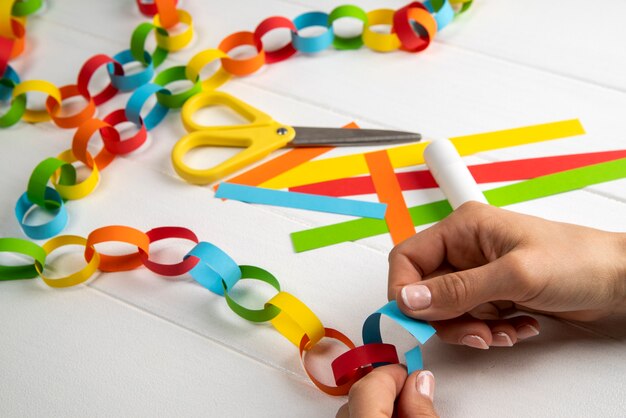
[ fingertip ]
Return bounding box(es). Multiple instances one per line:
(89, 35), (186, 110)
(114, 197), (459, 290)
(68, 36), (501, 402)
(399, 370), (438, 417)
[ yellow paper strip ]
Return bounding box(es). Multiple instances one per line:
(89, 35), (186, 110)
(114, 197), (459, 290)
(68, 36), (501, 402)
(260, 119), (585, 189)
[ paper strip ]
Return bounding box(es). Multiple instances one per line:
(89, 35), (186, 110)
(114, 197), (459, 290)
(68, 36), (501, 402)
(262, 119), (586, 190)
(291, 158), (626, 252)
(290, 150), (626, 197)
(365, 151), (415, 243)
(216, 183), (387, 219)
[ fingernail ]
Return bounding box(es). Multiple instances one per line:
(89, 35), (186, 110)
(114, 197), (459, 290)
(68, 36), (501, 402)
(491, 331), (514, 347)
(416, 371), (435, 401)
(460, 335), (489, 350)
(401, 284), (432, 311)
(517, 324), (540, 340)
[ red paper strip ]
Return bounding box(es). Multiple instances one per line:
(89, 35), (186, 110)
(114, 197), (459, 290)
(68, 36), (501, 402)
(365, 150), (415, 244)
(331, 343), (399, 386)
(292, 150), (626, 197)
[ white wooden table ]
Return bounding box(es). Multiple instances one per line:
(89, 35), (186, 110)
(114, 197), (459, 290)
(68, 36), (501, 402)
(1, 1), (625, 416)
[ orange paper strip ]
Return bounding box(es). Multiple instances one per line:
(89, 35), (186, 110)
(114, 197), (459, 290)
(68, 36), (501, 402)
(365, 150), (415, 244)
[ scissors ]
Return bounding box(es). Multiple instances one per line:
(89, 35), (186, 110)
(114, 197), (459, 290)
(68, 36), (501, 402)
(171, 91), (422, 184)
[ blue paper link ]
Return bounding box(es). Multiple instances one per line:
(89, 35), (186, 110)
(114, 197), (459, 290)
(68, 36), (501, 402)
(107, 49), (154, 92)
(292, 11), (335, 53)
(185, 242), (241, 296)
(362, 301), (435, 373)
(423, 0), (454, 31)
(0, 65), (20, 101)
(216, 183), (387, 219)
(15, 187), (68, 240)
(125, 82), (170, 130)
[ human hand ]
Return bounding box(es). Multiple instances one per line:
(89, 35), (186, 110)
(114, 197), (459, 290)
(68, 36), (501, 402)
(389, 202), (626, 349)
(336, 365), (437, 418)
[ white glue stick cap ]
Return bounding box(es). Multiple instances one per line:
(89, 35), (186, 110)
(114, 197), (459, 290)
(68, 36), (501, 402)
(423, 138), (488, 209)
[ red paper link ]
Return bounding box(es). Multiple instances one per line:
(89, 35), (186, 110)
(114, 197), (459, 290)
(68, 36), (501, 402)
(331, 343), (399, 386)
(139, 227), (200, 276)
(291, 150), (626, 197)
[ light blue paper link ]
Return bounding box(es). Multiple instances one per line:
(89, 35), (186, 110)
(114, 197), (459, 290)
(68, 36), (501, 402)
(185, 242), (241, 296)
(14, 187), (68, 240)
(423, 0), (454, 31)
(216, 183), (387, 219)
(362, 301), (435, 373)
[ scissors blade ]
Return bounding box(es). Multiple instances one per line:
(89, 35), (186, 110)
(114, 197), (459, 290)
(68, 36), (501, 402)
(288, 127), (421, 147)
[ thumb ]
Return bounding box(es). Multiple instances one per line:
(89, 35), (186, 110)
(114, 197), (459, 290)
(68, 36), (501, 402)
(396, 254), (525, 321)
(397, 371), (438, 418)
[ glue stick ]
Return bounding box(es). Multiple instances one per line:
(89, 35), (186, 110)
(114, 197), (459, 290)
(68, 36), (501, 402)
(423, 138), (488, 209)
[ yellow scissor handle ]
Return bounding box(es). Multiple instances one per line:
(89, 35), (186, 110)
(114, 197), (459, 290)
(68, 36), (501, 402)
(171, 124), (296, 185)
(181, 90), (275, 133)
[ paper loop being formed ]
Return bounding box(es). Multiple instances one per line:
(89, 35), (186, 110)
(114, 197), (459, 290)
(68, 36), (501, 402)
(107, 49), (154, 92)
(186, 241), (242, 296)
(100, 109), (148, 155)
(328, 5), (368, 50)
(153, 65), (201, 108)
(223, 265), (282, 322)
(15, 186), (68, 240)
(77, 54), (123, 106)
(131, 22), (169, 68)
(125, 82), (170, 130)
(45, 84), (96, 129)
(291, 12), (334, 54)
(393, 2), (438, 52)
(253, 16), (297, 64)
(185, 48), (231, 91)
(362, 9), (401, 52)
(0, 237), (46, 280)
(84, 226), (151, 272)
(362, 301), (436, 373)
(331, 343), (399, 386)
(35, 235), (101, 288)
(12, 80), (61, 123)
(298, 327), (367, 396)
(153, 9), (193, 52)
(219, 31), (266, 77)
(138, 227), (200, 276)
(266, 291), (325, 350)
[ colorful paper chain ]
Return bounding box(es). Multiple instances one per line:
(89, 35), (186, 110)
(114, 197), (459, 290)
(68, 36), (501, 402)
(0, 0), (43, 77)
(0, 226), (435, 395)
(1, 0), (473, 239)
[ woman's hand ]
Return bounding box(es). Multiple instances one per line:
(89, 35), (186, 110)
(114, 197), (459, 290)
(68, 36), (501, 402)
(336, 365), (437, 418)
(389, 202), (626, 349)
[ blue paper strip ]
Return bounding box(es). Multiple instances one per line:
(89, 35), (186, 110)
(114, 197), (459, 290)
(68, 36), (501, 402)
(292, 11), (335, 53)
(186, 242), (241, 296)
(15, 187), (68, 240)
(125, 82), (170, 130)
(107, 49), (154, 92)
(362, 301), (435, 373)
(216, 183), (387, 219)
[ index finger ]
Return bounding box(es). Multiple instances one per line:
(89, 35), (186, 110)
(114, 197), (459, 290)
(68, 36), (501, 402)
(347, 364), (408, 418)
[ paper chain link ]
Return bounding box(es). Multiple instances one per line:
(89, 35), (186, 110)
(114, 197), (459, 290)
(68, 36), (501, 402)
(0, 227), (435, 395)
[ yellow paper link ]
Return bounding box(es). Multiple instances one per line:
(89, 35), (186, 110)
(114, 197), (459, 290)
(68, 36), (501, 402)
(362, 9), (401, 52)
(185, 48), (232, 91)
(153, 9), (193, 52)
(12, 80), (62, 123)
(35, 235), (101, 288)
(52, 149), (100, 201)
(266, 291), (325, 350)
(0, 0), (18, 39)
(261, 119), (586, 189)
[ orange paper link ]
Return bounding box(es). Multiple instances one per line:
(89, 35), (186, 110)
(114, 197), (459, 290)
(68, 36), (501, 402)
(155, 0), (179, 28)
(365, 150), (415, 244)
(218, 122), (359, 190)
(84, 226), (150, 272)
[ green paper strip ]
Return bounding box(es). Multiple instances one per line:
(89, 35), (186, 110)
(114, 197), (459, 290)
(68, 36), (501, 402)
(11, 0), (43, 17)
(154, 66), (201, 109)
(291, 158), (626, 252)
(328, 5), (368, 50)
(27, 157), (76, 210)
(131, 22), (169, 68)
(0, 238), (46, 280)
(224, 265), (282, 323)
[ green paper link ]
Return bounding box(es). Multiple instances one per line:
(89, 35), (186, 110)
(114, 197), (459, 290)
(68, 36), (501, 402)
(291, 158), (626, 252)
(223, 265), (282, 323)
(0, 238), (46, 280)
(27, 157), (76, 210)
(130, 22), (169, 68)
(11, 0), (43, 17)
(154, 66), (201, 109)
(0, 94), (26, 127)
(328, 5), (368, 50)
